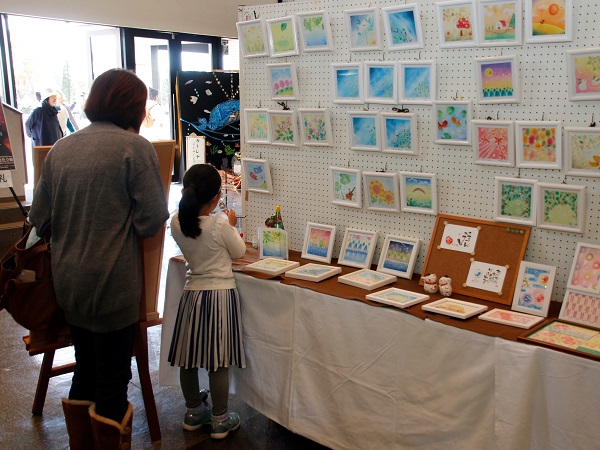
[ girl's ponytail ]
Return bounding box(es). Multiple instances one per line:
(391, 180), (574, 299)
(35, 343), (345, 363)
(178, 164), (222, 238)
(178, 185), (201, 237)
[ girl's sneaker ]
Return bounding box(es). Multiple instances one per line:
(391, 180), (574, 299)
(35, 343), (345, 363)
(183, 408), (212, 431)
(210, 412), (240, 439)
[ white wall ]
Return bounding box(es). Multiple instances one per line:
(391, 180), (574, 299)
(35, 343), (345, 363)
(1, 0), (273, 37)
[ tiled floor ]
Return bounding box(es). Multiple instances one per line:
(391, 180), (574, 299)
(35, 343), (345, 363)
(0, 183), (329, 449)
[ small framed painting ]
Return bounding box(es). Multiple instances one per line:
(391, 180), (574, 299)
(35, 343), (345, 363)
(472, 120), (515, 167)
(515, 121), (562, 169)
(474, 55), (520, 104)
(268, 110), (298, 147)
(330, 167), (362, 208)
(259, 227), (289, 260)
(377, 235), (421, 279)
(433, 101), (472, 145)
(296, 11), (334, 53)
(363, 171), (400, 213)
(565, 127), (600, 177)
(284, 263), (341, 282)
(560, 290), (600, 328)
(298, 108), (333, 147)
(422, 298), (488, 319)
(478, 309), (544, 329)
(381, 112), (418, 155)
(477, 0), (522, 47)
(494, 176), (537, 226)
(537, 182), (586, 233)
(511, 261), (557, 317)
(399, 172), (438, 215)
(241, 158), (273, 194)
(525, 0), (573, 44)
(381, 3), (424, 51)
(331, 63), (364, 105)
(344, 8), (384, 52)
(301, 222), (337, 264)
(338, 228), (379, 269)
(266, 16), (299, 57)
(435, 0), (479, 48)
(338, 269), (397, 291)
(567, 48), (600, 101)
(267, 63), (299, 101)
(366, 288), (429, 309)
(566, 242), (600, 294)
(244, 109), (270, 145)
(364, 61), (397, 104)
(244, 258), (299, 275)
(398, 60), (436, 105)
(236, 19), (269, 58)
(348, 110), (381, 151)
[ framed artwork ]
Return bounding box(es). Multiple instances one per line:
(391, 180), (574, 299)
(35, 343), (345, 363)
(422, 298), (488, 319)
(298, 108), (333, 147)
(363, 171), (400, 213)
(511, 261), (556, 317)
(466, 260), (508, 294)
(381, 112), (418, 155)
(244, 109), (270, 145)
(433, 101), (472, 145)
(515, 121), (562, 169)
(338, 269), (396, 291)
(301, 222), (337, 264)
(331, 63), (363, 105)
(566, 242), (600, 294)
(381, 3), (424, 51)
(436, 0), (479, 48)
(494, 176), (537, 226)
(348, 110), (381, 151)
(241, 158), (273, 194)
(338, 228), (379, 269)
(537, 182), (586, 233)
(377, 235), (421, 279)
(284, 263), (341, 282)
(236, 19), (269, 58)
(266, 63), (299, 101)
(266, 16), (299, 57)
(296, 11), (334, 53)
(477, 0), (522, 46)
(268, 110), (298, 147)
(343, 7), (384, 52)
(399, 172), (438, 215)
(259, 227), (289, 260)
(565, 127), (600, 177)
(560, 290), (600, 328)
(524, 0), (573, 44)
(245, 258), (299, 275)
(364, 61), (397, 104)
(472, 120), (515, 167)
(366, 288), (429, 309)
(474, 55), (520, 104)
(398, 60), (436, 105)
(567, 48), (600, 101)
(478, 309), (544, 329)
(330, 167), (362, 208)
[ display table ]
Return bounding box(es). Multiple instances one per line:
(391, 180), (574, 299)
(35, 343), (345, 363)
(160, 255), (600, 450)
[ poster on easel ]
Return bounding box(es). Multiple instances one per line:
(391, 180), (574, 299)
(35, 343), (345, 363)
(0, 100), (16, 171)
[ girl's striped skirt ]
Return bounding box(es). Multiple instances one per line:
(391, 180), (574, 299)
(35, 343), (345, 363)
(167, 288), (246, 371)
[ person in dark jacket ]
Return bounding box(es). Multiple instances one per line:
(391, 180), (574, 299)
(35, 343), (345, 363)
(25, 88), (62, 146)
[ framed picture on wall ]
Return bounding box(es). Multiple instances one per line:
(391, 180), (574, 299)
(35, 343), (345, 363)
(301, 222), (337, 263)
(433, 101), (472, 145)
(241, 158), (273, 194)
(472, 120), (515, 167)
(435, 0), (479, 48)
(515, 121), (562, 169)
(236, 19), (269, 58)
(268, 110), (299, 147)
(398, 60), (436, 105)
(567, 48), (600, 101)
(266, 63), (299, 101)
(565, 127), (600, 177)
(377, 235), (421, 279)
(524, 0), (573, 44)
(399, 171), (438, 215)
(330, 166), (362, 208)
(244, 109), (270, 145)
(296, 10), (334, 53)
(298, 108), (333, 147)
(511, 260), (556, 317)
(331, 63), (364, 104)
(266, 16), (299, 57)
(348, 110), (381, 151)
(380, 112), (418, 155)
(494, 176), (538, 226)
(566, 242), (600, 294)
(477, 0), (522, 47)
(343, 7), (384, 52)
(381, 3), (424, 51)
(338, 228), (379, 269)
(364, 61), (397, 104)
(362, 171), (400, 213)
(474, 55), (520, 104)
(536, 182), (586, 233)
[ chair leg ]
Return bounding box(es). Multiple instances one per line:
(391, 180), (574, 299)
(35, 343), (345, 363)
(135, 322), (161, 442)
(32, 349), (55, 415)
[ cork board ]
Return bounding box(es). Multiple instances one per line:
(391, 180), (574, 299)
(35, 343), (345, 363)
(421, 214), (530, 305)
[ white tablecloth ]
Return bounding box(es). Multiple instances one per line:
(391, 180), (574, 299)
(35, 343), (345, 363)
(159, 258), (600, 450)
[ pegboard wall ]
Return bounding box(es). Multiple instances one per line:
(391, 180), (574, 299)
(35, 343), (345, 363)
(238, 0), (600, 303)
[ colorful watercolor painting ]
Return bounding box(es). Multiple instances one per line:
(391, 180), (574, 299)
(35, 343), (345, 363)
(332, 64), (363, 104)
(475, 56), (519, 103)
(299, 109), (332, 146)
(330, 167), (362, 208)
(433, 101), (471, 145)
(339, 269), (394, 287)
(479, 0), (521, 45)
(525, 0), (572, 43)
(260, 228), (288, 259)
(245, 257), (298, 275)
(495, 177), (537, 225)
(338, 228), (378, 269)
(267, 16), (299, 57)
(301, 222), (336, 263)
(565, 127), (600, 176)
(560, 290), (600, 328)
(567, 48), (600, 101)
(382, 4), (423, 50)
(363, 172), (400, 212)
(366, 288), (429, 308)
(269, 111), (298, 147)
(537, 183), (585, 233)
(521, 319), (600, 358)
(436, 1), (478, 48)
(473, 120), (514, 166)
(400, 62), (435, 104)
(244, 109), (270, 144)
(237, 19), (268, 58)
(516, 121), (561, 169)
(285, 264), (341, 282)
(377, 236), (421, 279)
(400, 172), (437, 215)
(267, 63), (298, 100)
(567, 243), (600, 294)
(297, 11), (333, 52)
(349, 111), (380, 151)
(512, 261), (556, 316)
(344, 8), (383, 51)
(365, 63), (396, 104)
(242, 158), (273, 194)
(479, 309), (544, 329)
(381, 113), (418, 154)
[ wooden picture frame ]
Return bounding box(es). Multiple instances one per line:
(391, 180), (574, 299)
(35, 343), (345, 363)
(477, 0), (522, 47)
(559, 290), (600, 328)
(433, 100), (472, 145)
(330, 166), (362, 208)
(472, 120), (515, 167)
(301, 222), (337, 264)
(348, 110), (381, 151)
(338, 269), (396, 290)
(243, 109), (270, 145)
(566, 242), (600, 294)
(515, 121), (562, 169)
(398, 60), (436, 105)
(296, 10), (334, 53)
(338, 228), (379, 269)
(478, 308), (544, 329)
(380, 112), (418, 155)
(344, 7), (384, 52)
(381, 3), (424, 51)
(422, 298), (488, 319)
(436, 0), (479, 49)
(474, 55), (520, 104)
(366, 288), (429, 309)
(284, 263), (341, 282)
(362, 171), (400, 213)
(331, 63), (364, 105)
(377, 235), (421, 279)
(236, 19), (269, 58)
(399, 171), (438, 215)
(298, 108), (333, 147)
(364, 61), (397, 104)
(267, 63), (299, 101)
(511, 260), (556, 317)
(565, 127), (600, 177)
(245, 258), (299, 275)
(266, 16), (299, 57)
(567, 48), (600, 101)
(268, 110), (299, 147)
(524, 0), (573, 44)
(494, 176), (538, 226)
(241, 158), (273, 194)
(259, 227), (289, 260)
(536, 182), (586, 233)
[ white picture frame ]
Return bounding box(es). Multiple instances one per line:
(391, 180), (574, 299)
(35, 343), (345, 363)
(433, 100), (472, 145)
(244, 109), (270, 145)
(338, 228), (379, 269)
(331, 63), (364, 105)
(559, 290), (600, 328)
(344, 7), (384, 52)
(268, 110), (299, 148)
(245, 257), (299, 275)
(515, 121), (562, 169)
(284, 263), (341, 282)
(364, 61), (397, 105)
(380, 112), (419, 155)
(565, 127), (600, 177)
(398, 60), (437, 105)
(525, 0), (573, 44)
(399, 171), (438, 215)
(236, 19), (269, 58)
(436, 0), (479, 49)
(301, 222), (337, 264)
(477, 0), (522, 47)
(566, 242), (600, 295)
(298, 108), (333, 147)
(362, 171), (401, 213)
(259, 227), (289, 260)
(511, 260), (557, 317)
(472, 120), (515, 167)
(537, 182), (586, 234)
(494, 176), (538, 226)
(474, 55), (520, 104)
(478, 309), (545, 329)
(366, 288), (429, 309)
(422, 298), (488, 319)
(266, 63), (299, 101)
(377, 235), (421, 279)
(381, 3), (424, 51)
(296, 10), (334, 53)
(338, 269), (397, 291)
(266, 16), (299, 58)
(330, 166), (362, 208)
(348, 110), (381, 151)
(241, 158), (273, 194)
(566, 48), (600, 102)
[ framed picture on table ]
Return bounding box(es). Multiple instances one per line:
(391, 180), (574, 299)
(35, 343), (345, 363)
(511, 261), (556, 317)
(366, 288), (429, 309)
(559, 290), (600, 328)
(284, 263), (341, 282)
(338, 269), (396, 290)
(338, 228), (378, 269)
(566, 242), (600, 295)
(244, 258), (299, 275)
(301, 222), (336, 264)
(377, 235), (421, 279)
(259, 227), (289, 260)
(478, 309), (544, 329)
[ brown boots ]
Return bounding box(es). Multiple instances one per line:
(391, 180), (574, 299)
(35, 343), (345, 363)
(61, 398), (95, 450)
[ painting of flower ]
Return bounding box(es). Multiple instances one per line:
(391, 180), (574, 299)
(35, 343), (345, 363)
(344, 8), (383, 51)
(436, 0), (478, 48)
(516, 121), (561, 169)
(268, 110), (298, 147)
(348, 111), (380, 151)
(244, 109), (270, 144)
(267, 63), (298, 100)
(363, 172), (400, 212)
(565, 127), (600, 177)
(473, 120), (514, 166)
(299, 109), (332, 146)
(567, 243), (600, 294)
(433, 101), (472, 145)
(512, 261), (556, 317)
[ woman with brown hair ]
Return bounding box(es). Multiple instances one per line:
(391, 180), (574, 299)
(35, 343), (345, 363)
(28, 68), (169, 449)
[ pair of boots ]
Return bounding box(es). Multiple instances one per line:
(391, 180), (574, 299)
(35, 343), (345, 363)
(61, 398), (133, 450)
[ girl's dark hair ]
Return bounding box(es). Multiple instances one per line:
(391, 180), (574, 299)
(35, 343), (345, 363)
(84, 68), (148, 131)
(178, 164), (222, 238)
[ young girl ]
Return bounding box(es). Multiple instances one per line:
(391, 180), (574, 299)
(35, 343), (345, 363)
(168, 164), (247, 439)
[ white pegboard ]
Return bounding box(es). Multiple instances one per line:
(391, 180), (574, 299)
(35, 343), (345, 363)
(239, 0), (600, 303)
